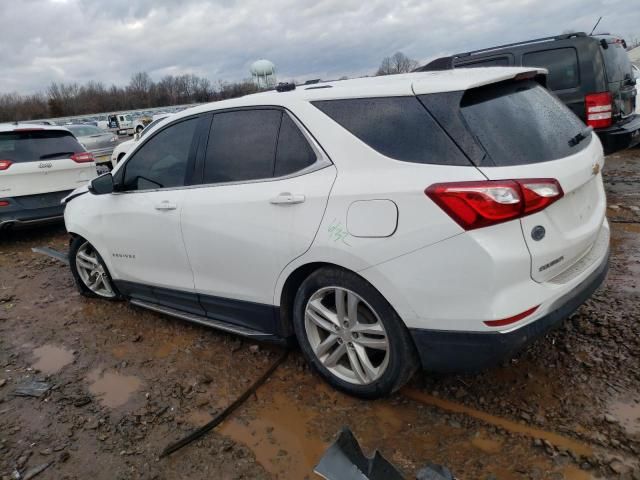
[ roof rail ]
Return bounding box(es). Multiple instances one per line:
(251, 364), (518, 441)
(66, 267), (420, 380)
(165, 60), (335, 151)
(449, 32), (587, 59)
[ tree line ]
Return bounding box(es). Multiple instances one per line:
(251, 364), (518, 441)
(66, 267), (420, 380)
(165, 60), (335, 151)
(0, 72), (260, 123)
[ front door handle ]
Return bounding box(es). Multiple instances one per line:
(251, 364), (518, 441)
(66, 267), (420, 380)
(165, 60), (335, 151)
(269, 193), (306, 205)
(155, 201), (177, 211)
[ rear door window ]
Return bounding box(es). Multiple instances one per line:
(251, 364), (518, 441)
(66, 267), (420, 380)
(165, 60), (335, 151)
(274, 114), (317, 177)
(0, 130), (84, 162)
(522, 48), (579, 90)
(122, 117), (198, 191)
(203, 109), (281, 184)
(312, 97), (471, 166)
(455, 80), (588, 166)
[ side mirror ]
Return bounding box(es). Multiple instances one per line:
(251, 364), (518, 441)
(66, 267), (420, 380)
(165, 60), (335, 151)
(89, 173), (114, 195)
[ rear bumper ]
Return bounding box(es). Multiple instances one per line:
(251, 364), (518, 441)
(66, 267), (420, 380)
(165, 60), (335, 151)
(409, 249), (609, 373)
(597, 114), (640, 154)
(90, 147), (115, 165)
(0, 190), (71, 229)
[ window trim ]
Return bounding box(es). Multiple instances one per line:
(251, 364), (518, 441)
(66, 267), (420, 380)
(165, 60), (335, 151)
(113, 106), (332, 195)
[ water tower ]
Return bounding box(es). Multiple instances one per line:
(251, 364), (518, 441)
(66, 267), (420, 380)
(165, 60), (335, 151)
(250, 59), (276, 88)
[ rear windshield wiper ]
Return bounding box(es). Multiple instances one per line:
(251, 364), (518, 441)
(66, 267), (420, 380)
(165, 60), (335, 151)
(40, 151), (75, 159)
(568, 127), (593, 147)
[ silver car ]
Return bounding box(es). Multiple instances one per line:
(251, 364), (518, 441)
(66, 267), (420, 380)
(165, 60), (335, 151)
(66, 125), (118, 169)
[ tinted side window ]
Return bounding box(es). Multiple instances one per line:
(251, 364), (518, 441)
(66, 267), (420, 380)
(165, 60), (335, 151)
(0, 130), (83, 162)
(601, 42), (633, 83)
(312, 97), (470, 166)
(275, 114), (317, 176)
(203, 109), (281, 184)
(122, 117), (198, 191)
(523, 48), (579, 90)
(457, 57), (510, 67)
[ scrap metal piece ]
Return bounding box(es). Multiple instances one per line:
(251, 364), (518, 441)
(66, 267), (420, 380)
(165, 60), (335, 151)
(22, 461), (53, 480)
(13, 380), (51, 398)
(314, 427), (404, 480)
(31, 247), (69, 265)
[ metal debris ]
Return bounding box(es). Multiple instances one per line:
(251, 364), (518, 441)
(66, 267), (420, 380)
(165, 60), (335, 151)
(31, 246), (69, 265)
(13, 380), (51, 398)
(314, 427), (403, 480)
(22, 462), (53, 480)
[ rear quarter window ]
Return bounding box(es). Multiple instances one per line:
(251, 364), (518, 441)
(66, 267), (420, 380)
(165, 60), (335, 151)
(601, 42), (633, 83)
(312, 97), (471, 166)
(522, 48), (579, 90)
(0, 130), (84, 163)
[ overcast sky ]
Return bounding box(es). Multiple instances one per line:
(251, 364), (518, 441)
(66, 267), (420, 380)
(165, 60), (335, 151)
(1, 0), (639, 94)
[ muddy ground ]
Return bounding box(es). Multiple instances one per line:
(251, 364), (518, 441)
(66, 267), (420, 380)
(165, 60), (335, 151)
(1, 149), (639, 480)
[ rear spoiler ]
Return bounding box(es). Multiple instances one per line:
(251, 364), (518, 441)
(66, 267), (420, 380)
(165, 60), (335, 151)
(412, 68), (548, 96)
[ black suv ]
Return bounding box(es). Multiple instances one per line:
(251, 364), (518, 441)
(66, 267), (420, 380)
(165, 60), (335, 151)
(417, 33), (640, 154)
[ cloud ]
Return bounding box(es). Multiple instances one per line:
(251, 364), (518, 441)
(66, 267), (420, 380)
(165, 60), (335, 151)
(1, 0), (638, 93)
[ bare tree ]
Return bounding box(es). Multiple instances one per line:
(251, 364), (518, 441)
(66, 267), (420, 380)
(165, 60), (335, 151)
(376, 52), (419, 76)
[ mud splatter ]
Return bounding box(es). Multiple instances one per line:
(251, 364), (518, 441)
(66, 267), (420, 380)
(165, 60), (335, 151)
(31, 344), (74, 374)
(608, 398), (640, 435)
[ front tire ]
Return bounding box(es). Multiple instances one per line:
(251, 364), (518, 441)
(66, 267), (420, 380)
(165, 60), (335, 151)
(136, 125), (144, 134)
(292, 267), (418, 398)
(69, 236), (120, 300)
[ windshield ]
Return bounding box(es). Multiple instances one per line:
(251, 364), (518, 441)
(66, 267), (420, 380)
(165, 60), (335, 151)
(67, 125), (103, 137)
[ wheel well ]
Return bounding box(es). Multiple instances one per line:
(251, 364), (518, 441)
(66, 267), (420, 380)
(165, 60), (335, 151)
(278, 262), (340, 336)
(117, 152), (126, 160)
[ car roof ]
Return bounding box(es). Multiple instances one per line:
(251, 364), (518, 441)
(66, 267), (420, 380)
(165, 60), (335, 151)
(169, 67), (546, 121)
(0, 123), (71, 134)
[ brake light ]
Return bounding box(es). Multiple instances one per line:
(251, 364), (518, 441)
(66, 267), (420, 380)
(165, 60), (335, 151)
(585, 92), (612, 128)
(484, 306), (539, 327)
(0, 160), (12, 170)
(0, 201), (9, 207)
(425, 179), (563, 230)
(71, 152), (94, 163)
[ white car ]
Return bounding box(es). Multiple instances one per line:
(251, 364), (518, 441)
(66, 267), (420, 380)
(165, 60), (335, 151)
(110, 115), (170, 169)
(0, 124), (96, 229)
(63, 68), (609, 398)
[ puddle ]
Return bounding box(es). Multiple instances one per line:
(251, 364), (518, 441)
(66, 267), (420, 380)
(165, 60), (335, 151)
(402, 388), (593, 457)
(87, 368), (142, 408)
(31, 345), (74, 374)
(608, 398), (640, 435)
(219, 391), (326, 479)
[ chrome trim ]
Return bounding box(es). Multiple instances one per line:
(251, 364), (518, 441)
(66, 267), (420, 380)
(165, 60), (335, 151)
(129, 298), (273, 338)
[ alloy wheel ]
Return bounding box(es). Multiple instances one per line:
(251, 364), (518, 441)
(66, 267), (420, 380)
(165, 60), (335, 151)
(304, 287), (389, 385)
(75, 242), (116, 298)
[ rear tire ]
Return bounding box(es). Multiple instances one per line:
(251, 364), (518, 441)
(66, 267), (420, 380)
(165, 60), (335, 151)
(69, 236), (121, 300)
(292, 267), (418, 398)
(136, 125), (143, 134)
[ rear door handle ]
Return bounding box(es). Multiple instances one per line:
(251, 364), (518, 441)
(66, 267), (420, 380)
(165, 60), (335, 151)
(155, 201), (177, 211)
(269, 193), (306, 205)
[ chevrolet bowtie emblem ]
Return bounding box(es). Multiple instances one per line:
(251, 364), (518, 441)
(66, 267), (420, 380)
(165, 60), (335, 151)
(592, 163), (601, 176)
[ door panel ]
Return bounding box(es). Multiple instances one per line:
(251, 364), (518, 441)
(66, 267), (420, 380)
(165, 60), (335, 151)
(181, 166), (337, 317)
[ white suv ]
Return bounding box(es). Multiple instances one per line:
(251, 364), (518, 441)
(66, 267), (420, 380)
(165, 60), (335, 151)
(0, 124), (96, 229)
(63, 68), (609, 398)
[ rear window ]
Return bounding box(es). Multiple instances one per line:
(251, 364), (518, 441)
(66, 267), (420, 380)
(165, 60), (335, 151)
(601, 41), (633, 83)
(0, 130), (84, 163)
(457, 80), (589, 166)
(312, 97), (471, 166)
(522, 48), (579, 90)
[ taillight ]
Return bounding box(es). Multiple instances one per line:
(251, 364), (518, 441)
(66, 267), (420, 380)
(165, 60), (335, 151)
(585, 92), (612, 129)
(0, 160), (12, 170)
(425, 179), (563, 230)
(71, 152), (94, 163)
(0, 201), (9, 207)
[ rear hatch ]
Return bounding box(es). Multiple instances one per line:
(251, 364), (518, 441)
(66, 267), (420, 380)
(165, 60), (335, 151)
(0, 128), (97, 198)
(600, 38), (637, 121)
(418, 76), (607, 283)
